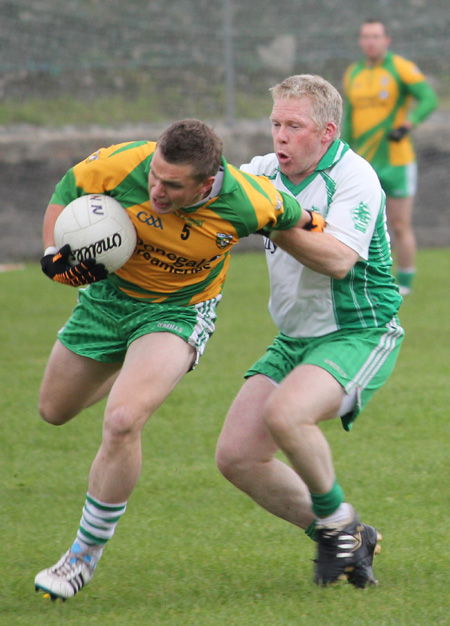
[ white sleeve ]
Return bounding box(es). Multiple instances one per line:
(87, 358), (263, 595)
(240, 153), (279, 176)
(325, 154), (384, 261)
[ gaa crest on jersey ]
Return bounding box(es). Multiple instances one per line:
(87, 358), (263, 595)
(352, 202), (371, 233)
(136, 211), (164, 229)
(216, 233), (233, 249)
(86, 150), (100, 163)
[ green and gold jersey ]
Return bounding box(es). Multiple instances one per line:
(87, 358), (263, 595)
(51, 141), (302, 305)
(342, 51), (438, 167)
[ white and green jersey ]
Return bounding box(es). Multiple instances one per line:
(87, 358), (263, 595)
(241, 140), (402, 337)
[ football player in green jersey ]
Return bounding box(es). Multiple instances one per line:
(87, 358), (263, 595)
(216, 75), (404, 588)
(342, 19), (438, 294)
(35, 119), (321, 600)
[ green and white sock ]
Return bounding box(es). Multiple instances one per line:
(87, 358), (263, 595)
(305, 520), (318, 541)
(71, 493), (127, 565)
(397, 267), (415, 292)
(316, 502), (353, 527)
(310, 479), (345, 519)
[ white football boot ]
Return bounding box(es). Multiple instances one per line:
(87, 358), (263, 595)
(35, 544), (100, 600)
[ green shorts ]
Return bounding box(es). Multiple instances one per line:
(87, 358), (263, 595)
(58, 280), (221, 367)
(373, 162), (417, 198)
(245, 318), (404, 431)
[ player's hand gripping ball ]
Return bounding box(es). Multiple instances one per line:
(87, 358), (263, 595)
(53, 194), (137, 273)
(40, 244), (108, 286)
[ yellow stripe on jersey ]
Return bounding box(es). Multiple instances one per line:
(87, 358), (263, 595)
(358, 128), (385, 163)
(72, 142), (157, 194)
(227, 167), (285, 231)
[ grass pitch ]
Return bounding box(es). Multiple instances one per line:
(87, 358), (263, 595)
(0, 250), (449, 626)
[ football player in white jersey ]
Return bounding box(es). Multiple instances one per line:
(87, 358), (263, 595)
(216, 74), (404, 588)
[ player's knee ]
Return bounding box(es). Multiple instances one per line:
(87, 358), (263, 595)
(216, 440), (252, 483)
(216, 442), (238, 480)
(38, 398), (73, 426)
(389, 214), (412, 238)
(389, 219), (404, 238)
(263, 396), (298, 441)
(102, 404), (144, 443)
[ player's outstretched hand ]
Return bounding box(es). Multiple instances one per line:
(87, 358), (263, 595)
(40, 244), (108, 286)
(387, 125), (410, 142)
(303, 209), (326, 232)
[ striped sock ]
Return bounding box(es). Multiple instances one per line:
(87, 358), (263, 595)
(305, 520), (318, 541)
(316, 502), (353, 527)
(397, 268), (415, 291)
(71, 493), (127, 565)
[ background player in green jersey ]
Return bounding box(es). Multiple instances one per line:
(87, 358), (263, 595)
(216, 74), (404, 588)
(342, 19), (438, 295)
(34, 119), (322, 601)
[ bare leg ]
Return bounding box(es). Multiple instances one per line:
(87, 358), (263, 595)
(88, 332), (195, 503)
(263, 364), (344, 495)
(386, 195), (415, 270)
(216, 374), (314, 529)
(39, 340), (122, 425)
(35, 332), (196, 599)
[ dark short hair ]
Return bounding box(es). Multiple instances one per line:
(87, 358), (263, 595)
(157, 119), (223, 181)
(361, 18), (389, 35)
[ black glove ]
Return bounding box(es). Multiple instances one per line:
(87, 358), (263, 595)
(40, 244), (108, 286)
(388, 125), (410, 142)
(254, 210), (326, 236)
(303, 209), (326, 232)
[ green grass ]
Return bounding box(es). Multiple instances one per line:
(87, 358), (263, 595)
(0, 96), (167, 127)
(0, 250), (449, 626)
(1, 84), (448, 127)
(0, 92), (272, 127)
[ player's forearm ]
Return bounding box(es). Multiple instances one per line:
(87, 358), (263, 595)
(43, 203), (65, 249)
(270, 229), (358, 279)
(408, 82), (439, 126)
(296, 209), (316, 229)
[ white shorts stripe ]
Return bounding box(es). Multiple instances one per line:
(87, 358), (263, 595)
(350, 319), (403, 391)
(188, 295), (222, 364)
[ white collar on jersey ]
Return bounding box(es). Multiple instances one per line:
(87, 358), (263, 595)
(186, 166), (224, 208)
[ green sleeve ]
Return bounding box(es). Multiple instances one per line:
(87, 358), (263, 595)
(50, 169), (79, 205)
(341, 98), (353, 144)
(407, 81), (438, 126)
(270, 192), (302, 231)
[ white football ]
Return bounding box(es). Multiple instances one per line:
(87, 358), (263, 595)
(54, 194), (137, 273)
